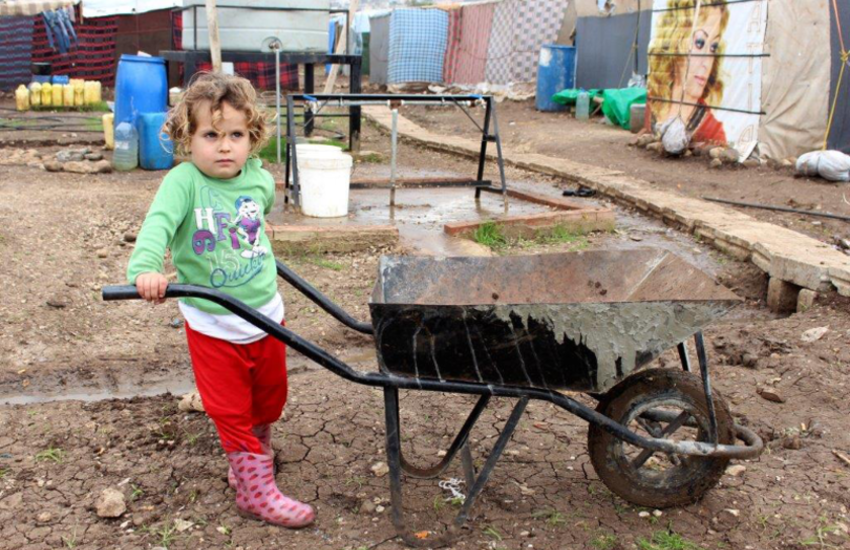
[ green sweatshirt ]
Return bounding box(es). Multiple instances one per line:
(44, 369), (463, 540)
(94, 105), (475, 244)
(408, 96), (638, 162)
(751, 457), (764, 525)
(127, 159), (278, 315)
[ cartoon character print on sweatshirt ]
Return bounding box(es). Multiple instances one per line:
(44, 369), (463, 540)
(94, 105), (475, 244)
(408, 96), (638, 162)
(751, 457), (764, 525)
(190, 186), (268, 289)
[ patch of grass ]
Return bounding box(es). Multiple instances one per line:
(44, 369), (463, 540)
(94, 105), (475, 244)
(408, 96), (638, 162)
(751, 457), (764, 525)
(345, 476), (366, 490)
(472, 221), (509, 250)
(305, 255), (344, 271)
(83, 116), (103, 132)
(35, 447), (64, 463)
(532, 508), (566, 527)
(637, 530), (705, 550)
(433, 494), (445, 512)
(257, 136), (346, 164)
(357, 152), (383, 163)
(0, 468), (6, 479)
(537, 224), (590, 250)
(799, 516), (846, 548)
(449, 495), (465, 508)
(62, 526), (78, 549)
(590, 533), (619, 550)
(154, 521), (179, 549)
(131, 484), (144, 501)
(482, 526), (503, 541)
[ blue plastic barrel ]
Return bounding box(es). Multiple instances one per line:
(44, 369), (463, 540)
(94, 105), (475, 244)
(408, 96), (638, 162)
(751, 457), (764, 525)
(138, 112), (173, 170)
(535, 45), (577, 112)
(114, 55), (167, 126)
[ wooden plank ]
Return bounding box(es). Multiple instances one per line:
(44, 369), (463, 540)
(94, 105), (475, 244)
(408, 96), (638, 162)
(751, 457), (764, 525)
(205, 0), (222, 72)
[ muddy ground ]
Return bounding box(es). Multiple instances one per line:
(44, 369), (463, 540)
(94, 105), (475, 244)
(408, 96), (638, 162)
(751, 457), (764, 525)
(1, 106), (850, 550)
(402, 101), (850, 250)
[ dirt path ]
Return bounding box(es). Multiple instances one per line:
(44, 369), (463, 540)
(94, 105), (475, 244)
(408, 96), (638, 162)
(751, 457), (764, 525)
(402, 101), (850, 250)
(1, 120), (849, 549)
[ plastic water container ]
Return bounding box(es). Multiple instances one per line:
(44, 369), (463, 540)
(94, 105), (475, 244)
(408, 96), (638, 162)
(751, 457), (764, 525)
(29, 82), (41, 106)
(576, 91), (590, 120)
(51, 83), (63, 107)
(113, 121), (139, 171)
(41, 82), (52, 106)
(299, 152), (353, 218)
(535, 44), (576, 112)
(138, 112), (173, 170)
(115, 55), (167, 125)
(102, 113), (115, 149)
(51, 75), (70, 85)
(72, 79), (85, 106)
(84, 81), (102, 105)
(630, 103), (646, 134)
(62, 84), (74, 106)
(15, 85), (29, 111)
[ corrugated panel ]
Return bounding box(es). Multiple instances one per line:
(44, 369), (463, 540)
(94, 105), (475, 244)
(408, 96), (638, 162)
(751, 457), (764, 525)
(575, 11), (650, 90)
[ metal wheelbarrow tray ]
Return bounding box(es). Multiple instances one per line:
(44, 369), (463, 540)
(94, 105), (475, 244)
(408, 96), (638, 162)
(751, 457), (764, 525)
(103, 249), (763, 547)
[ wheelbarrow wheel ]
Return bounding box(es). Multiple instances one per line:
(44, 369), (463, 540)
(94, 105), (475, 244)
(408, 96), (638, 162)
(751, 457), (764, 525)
(587, 368), (734, 508)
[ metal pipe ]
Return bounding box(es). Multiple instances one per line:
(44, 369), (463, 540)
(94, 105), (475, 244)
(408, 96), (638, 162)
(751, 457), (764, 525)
(101, 284), (762, 459)
(694, 332), (719, 444)
(703, 196), (850, 223)
(274, 44), (282, 166)
(390, 108), (398, 208)
(275, 260), (372, 334)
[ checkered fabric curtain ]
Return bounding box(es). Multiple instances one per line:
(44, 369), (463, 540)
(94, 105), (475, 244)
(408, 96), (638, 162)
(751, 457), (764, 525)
(388, 8), (449, 84)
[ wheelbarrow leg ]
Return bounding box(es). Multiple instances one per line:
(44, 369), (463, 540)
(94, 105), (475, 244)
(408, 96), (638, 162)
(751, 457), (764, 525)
(693, 331), (719, 444)
(383, 387), (528, 547)
(677, 342), (692, 373)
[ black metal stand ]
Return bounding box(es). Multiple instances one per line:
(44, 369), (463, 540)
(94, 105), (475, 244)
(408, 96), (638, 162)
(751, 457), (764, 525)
(283, 94), (508, 209)
(384, 388), (527, 547)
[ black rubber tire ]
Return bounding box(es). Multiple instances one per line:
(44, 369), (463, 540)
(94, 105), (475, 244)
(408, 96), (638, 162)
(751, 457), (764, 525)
(588, 368), (735, 508)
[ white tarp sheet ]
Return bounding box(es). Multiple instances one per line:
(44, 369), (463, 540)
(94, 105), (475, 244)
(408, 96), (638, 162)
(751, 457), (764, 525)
(81, 0), (181, 18)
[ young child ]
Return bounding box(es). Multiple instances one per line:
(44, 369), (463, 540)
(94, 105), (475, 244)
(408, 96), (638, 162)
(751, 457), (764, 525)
(127, 72), (315, 528)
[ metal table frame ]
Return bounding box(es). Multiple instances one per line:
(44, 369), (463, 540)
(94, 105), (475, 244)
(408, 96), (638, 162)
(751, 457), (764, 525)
(283, 93), (508, 209)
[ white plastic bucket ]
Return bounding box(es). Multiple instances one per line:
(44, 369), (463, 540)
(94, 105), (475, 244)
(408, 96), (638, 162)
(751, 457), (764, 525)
(296, 144), (343, 157)
(299, 152), (353, 217)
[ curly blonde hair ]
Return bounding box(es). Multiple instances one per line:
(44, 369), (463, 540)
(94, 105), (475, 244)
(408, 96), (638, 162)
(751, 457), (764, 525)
(647, 1), (729, 116)
(164, 72), (268, 156)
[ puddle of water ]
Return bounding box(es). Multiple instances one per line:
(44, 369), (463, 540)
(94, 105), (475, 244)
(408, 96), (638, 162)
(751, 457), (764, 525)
(0, 378), (197, 406)
(269, 186), (553, 256)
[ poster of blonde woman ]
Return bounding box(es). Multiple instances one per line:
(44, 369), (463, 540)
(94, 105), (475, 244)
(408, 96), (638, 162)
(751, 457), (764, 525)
(646, 0), (768, 158)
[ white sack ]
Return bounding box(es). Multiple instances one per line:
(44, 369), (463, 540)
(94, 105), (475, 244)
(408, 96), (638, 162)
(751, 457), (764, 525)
(796, 150), (850, 182)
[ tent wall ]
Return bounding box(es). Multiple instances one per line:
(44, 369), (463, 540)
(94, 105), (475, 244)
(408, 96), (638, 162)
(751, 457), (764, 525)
(575, 11), (650, 90)
(759, 0), (831, 159)
(828, 1), (850, 152)
(0, 16), (34, 92)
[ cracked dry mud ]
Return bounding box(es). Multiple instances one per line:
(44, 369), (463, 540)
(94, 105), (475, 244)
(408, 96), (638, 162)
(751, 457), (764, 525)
(1, 125), (849, 550)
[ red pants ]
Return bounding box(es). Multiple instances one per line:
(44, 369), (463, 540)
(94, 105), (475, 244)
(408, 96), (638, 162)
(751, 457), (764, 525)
(185, 323), (288, 454)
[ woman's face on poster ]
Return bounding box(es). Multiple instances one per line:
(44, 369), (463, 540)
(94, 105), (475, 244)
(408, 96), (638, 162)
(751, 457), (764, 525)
(678, 7), (723, 102)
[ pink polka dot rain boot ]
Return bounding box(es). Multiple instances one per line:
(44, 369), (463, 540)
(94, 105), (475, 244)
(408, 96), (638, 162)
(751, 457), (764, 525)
(227, 452), (315, 528)
(228, 423), (274, 490)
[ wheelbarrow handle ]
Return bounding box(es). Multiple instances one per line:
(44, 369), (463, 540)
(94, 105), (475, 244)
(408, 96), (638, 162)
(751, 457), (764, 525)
(101, 285), (144, 301)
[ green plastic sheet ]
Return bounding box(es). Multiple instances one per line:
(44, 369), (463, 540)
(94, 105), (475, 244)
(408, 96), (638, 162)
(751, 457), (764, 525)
(551, 88), (602, 106)
(600, 88), (647, 130)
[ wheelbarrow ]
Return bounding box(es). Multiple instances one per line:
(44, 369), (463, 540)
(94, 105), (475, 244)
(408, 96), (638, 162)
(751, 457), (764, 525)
(103, 249), (763, 547)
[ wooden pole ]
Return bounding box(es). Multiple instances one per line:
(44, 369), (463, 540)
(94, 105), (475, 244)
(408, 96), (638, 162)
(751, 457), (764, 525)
(205, 0), (222, 72)
(323, 0), (359, 93)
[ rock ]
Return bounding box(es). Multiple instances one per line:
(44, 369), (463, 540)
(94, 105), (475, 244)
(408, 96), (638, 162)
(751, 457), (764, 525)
(629, 234), (643, 242)
(43, 160), (63, 172)
(720, 148), (740, 163)
(726, 464), (746, 477)
(801, 327), (828, 343)
(375, 505), (385, 513)
(782, 435), (802, 450)
(684, 149), (693, 157)
(652, 510), (663, 517)
(85, 152), (104, 161)
(742, 352), (759, 369)
(712, 509), (741, 531)
(709, 158), (723, 169)
(56, 149), (89, 162)
(636, 134), (655, 148)
(177, 391), (205, 413)
(95, 487), (127, 518)
(709, 147), (724, 159)
(360, 500), (376, 515)
(371, 462), (389, 477)
(170, 318), (184, 329)
(123, 232), (137, 243)
(0, 492), (23, 511)
(63, 161), (94, 174)
(46, 296), (69, 308)
(797, 289), (817, 313)
(638, 511), (651, 518)
(757, 387), (786, 403)
(92, 160), (113, 174)
(780, 159), (794, 168)
(97, 249), (109, 259)
(646, 142), (664, 153)
(37, 512), (52, 523)
(743, 158), (761, 169)
(174, 518), (194, 532)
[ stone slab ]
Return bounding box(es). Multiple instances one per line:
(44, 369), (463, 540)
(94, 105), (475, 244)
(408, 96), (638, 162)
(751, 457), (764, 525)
(267, 224), (399, 255)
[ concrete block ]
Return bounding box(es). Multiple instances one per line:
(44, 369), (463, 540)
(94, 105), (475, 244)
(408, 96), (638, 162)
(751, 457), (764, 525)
(829, 266), (850, 297)
(797, 289), (817, 313)
(444, 210), (615, 238)
(754, 242), (838, 292)
(767, 277), (800, 314)
(268, 224), (398, 255)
